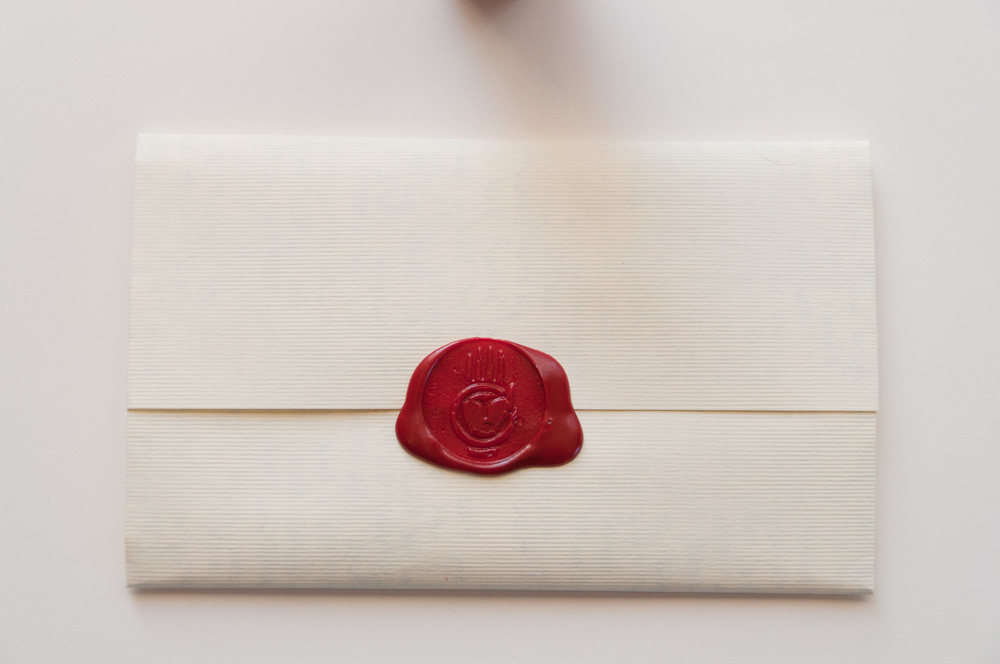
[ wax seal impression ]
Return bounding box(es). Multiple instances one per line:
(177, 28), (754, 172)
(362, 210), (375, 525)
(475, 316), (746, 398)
(396, 338), (583, 475)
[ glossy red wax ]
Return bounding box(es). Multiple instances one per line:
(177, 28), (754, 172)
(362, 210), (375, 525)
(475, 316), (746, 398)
(396, 338), (583, 475)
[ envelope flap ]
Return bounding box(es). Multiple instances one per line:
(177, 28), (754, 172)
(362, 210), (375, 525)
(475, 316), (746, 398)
(129, 136), (876, 411)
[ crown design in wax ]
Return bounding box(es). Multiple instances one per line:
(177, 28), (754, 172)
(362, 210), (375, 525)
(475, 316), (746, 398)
(464, 344), (507, 386)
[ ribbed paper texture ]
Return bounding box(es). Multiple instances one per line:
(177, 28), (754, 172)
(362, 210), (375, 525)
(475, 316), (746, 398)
(127, 410), (875, 592)
(126, 136), (877, 592)
(129, 136), (876, 411)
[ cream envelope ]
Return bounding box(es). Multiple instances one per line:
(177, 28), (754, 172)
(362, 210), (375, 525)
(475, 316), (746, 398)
(127, 135), (877, 592)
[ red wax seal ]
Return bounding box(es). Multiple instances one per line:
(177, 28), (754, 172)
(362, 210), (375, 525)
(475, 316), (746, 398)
(396, 338), (583, 475)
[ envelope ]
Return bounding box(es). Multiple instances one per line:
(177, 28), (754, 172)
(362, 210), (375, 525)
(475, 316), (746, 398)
(126, 135), (877, 592)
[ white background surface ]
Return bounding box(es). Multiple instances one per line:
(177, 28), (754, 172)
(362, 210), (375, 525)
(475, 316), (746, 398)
(0, 0), (997, 661)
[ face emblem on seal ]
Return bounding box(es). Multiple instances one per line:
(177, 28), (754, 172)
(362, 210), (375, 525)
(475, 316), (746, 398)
(396, 338), (583, 475)
(452, 345), (516, 448)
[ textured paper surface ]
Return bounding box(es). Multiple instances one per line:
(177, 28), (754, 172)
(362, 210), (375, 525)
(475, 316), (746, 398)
(130, 136), (876, 411)
(127, 136), (877, 592)
(127, 410), (875, 592)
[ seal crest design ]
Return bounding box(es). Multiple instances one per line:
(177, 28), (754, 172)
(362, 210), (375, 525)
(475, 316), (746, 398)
(396, 337), (583, 475)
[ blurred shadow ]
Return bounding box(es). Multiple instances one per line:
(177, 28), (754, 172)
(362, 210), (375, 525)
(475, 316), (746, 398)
(465, 0), (520, 19)
(453, 0), (610, 138)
